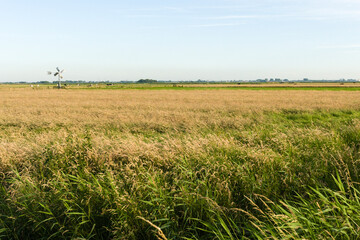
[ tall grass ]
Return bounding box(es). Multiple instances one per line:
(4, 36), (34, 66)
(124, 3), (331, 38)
(0, 89), (360, 239)
(198, 174), (360, 240)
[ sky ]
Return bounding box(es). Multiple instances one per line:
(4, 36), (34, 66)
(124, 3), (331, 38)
(1, 0), (360, 82)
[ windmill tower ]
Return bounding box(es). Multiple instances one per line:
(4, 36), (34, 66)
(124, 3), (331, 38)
(47, 67), (64, 89)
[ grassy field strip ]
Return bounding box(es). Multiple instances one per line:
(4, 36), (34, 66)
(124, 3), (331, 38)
(2, 83), (360, 91)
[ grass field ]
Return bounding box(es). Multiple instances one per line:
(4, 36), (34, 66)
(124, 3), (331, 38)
(2, 82), (360, 91)
(1, 87), (360, 239)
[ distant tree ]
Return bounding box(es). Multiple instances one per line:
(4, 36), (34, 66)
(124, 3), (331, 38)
(137, 79), (157, 83)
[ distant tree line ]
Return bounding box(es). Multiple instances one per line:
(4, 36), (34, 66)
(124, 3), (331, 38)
(136, 79), (158, 83)
(1, 78), (359, 85)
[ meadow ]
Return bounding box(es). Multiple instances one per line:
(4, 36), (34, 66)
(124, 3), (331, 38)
(1, 86), (360, 239)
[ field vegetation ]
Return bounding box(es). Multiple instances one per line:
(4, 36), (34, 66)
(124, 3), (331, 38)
(1, 87), (360, 239)
(2, 82), (360, 91)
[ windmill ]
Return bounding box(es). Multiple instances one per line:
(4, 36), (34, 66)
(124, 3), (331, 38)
(47, 67), (64, 89)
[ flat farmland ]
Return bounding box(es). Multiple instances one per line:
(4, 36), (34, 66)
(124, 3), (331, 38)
(1, 88), (360, 239)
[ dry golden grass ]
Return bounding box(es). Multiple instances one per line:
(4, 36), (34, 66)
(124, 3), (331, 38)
(1, 89), (360, 128)
(1, 88), (359, 169)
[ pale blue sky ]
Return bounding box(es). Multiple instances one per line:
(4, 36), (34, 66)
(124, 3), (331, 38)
(1, 0), (360, 82)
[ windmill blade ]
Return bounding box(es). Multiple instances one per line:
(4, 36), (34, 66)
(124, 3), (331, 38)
(60, 69), (65, 73)
(54, 72), (59, 76)
(47, 71), (52, 75)
(56, 67), (60, 72)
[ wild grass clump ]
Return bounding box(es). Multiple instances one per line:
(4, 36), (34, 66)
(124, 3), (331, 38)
(199, 174), (360, 240)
